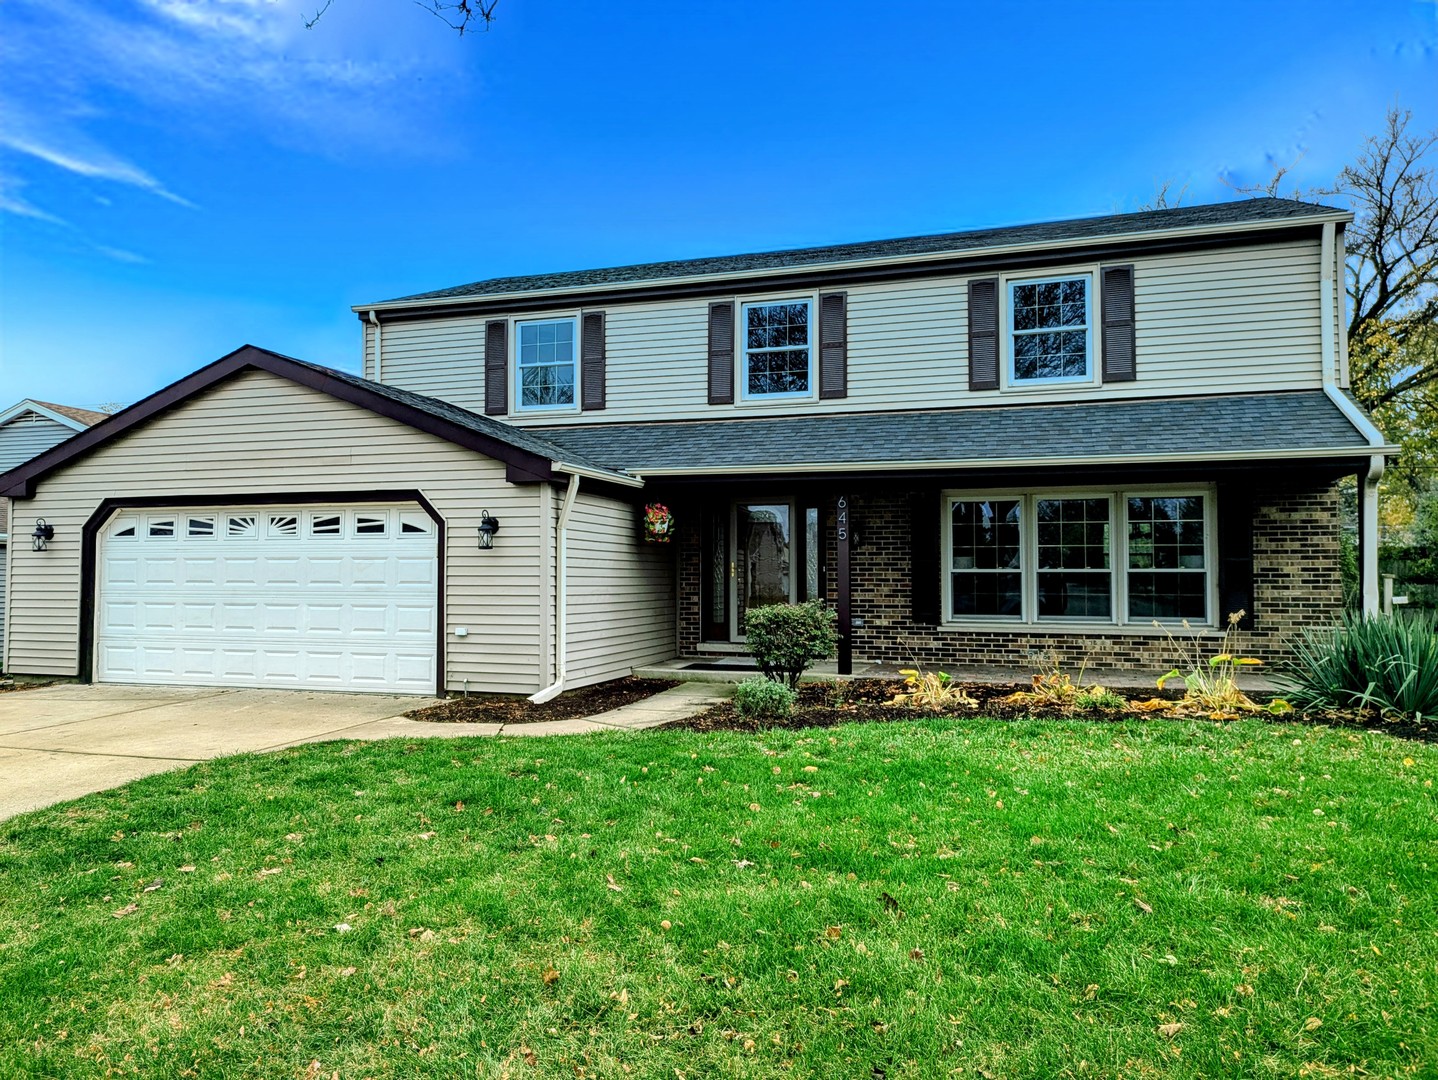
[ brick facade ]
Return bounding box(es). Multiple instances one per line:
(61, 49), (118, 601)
(675, 480), (1343, 673)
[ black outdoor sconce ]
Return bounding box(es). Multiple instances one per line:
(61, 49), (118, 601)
(32, 519), (54, 552)
(477, 510), (501, 550)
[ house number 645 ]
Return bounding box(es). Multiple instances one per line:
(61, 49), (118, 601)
(837, 495), (849, 542)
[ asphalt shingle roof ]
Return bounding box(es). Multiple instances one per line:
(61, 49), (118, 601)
(538, 391), (1373, 475)
(380, 199), (1344, 305)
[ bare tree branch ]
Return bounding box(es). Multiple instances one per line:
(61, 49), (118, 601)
(303, 0), (498, 34)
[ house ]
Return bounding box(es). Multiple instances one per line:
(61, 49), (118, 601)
(0, 199), (1394, 697)
(0, 400), (109, 665)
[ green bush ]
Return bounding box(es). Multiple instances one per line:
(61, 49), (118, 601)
(743, 600), (839, 690)
(732, 677), (796, 723)
(1279, 610), (1438, 719)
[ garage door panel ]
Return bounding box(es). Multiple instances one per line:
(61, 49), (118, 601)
(97, 505), (438, 694)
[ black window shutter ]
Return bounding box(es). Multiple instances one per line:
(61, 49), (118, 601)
(967, 278), (1000, 390)
(910, 490), (942, 625)
(581, 311), (606, 411)
(708, 301), (735, 405)
(1217, 486), (1255, 630)
(818, 291), (848, 399)
(1100, 264), (1137, 382)
(484, 319), (508, 416)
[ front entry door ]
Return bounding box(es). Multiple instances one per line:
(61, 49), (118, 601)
(732, 502), (794, 640)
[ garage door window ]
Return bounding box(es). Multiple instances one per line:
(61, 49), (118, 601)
(400, 512), (432, 535)
(269, 515), (299, 537)
(187, 515), (216, 538)
(148, 518), (175, 538)
(355, 514), (388, 536)
(227, 515), (258, 538)
(310, 513), (342, 536)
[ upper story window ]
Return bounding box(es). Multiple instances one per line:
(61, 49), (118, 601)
(515, 317), (578, 412)
(1007, 275), (1092, 385)
(741, 299), (813, 400)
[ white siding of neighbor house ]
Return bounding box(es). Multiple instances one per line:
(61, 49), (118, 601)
(0, 370), (550, 695)
(364, 237), (1326, 424)
(562, 489), (676, 689)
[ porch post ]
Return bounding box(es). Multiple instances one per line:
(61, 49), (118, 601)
(836, 493), (852, 674)
(1360, 455), (1384, 616)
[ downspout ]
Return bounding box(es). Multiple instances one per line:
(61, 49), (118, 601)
(529, 472), (580, 703)
(368, 309), (383, 382)
(1318, 221), (1387, 615)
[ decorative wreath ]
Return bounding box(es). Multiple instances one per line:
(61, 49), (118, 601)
(643, 502), (674, 543)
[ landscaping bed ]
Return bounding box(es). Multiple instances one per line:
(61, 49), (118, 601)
(682, 677), (1437, 742)
(406, 675), (679, 724)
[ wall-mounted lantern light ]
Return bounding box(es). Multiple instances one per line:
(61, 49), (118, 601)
(32, 519), (54, 552)
(477, 510), (501, 550)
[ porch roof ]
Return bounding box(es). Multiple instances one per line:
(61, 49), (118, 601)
(541, 390), (1381, 477)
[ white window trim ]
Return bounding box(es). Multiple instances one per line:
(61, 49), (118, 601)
(513, 314), (581, 415)
(941, 485), (1216, 628)
(738, 296), (817, 404)
(1000, 268), (1098, 392)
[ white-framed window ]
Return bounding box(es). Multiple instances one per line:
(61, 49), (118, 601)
(147, 517), (176, 539)
(741, 298), (813, 400)
(1006, 273), (1093, 386)
(186, 515), (216, 539)
(268, 514), (299, 538)
(943, 487), (1213, 625)
(354, 514), (388, 536)
(309, 513), (342, 536)
(515, 317), (578, 412)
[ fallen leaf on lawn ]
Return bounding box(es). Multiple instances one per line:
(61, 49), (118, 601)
(909, 948), (925, 961)
(748, 803), (761, 812)
(1235, 983), (1254, 996)
(732, 859), (755, 869)
(334, 923), (352, 934)
(142, 879), (163, 893)
(285, 833), (303, 842)
(825, 926), (842, 940)
(542, 966), (561, 986)
(1304, 1017), (1322, 1031)
(178, 865), (195, 873)
(419, 831), (437, 841)
(112, 904), (138, 919)
(1134, 898), (1153, 914)
(339, 967), (357, 977)
(660, 920), (672, 930)
(606, 874), (623, 891)
(803, 765), (818, 773)
(1158, 1022), (1184, 1039)
(258, 868), (282, 877)
(213, 972), (234, 988)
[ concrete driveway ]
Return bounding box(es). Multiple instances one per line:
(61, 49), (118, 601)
(0, 683), (457, 821)
(0, 681), (729, 821)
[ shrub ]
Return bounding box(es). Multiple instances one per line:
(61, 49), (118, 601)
(732, 677), (796, 723)
(1279, 610), (1438, 719)
(744, 601), (839, 690)
(1074, 687), (1128, 712)
(1156, 611), (1278, 719)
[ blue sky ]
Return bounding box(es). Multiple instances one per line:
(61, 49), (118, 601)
(1, 0), (1434, 409)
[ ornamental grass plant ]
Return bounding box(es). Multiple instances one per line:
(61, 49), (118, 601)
(1280, 609), (1438, 720)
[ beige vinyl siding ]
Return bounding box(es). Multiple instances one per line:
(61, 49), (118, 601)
(2, 370), (546, 695)
(563, 490), (675, 689)
(0, 537), (7, 666)
(372, 238), (1325, 423)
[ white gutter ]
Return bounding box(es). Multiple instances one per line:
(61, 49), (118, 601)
(1319, 222), (1387, 446)
(529, 473), (581, 704)
(353, 211), (1355, 315)
(368, 310), (383, 381)
(552, 461), (644, 488)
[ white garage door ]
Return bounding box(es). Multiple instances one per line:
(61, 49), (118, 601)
(96, 505), (438, 694)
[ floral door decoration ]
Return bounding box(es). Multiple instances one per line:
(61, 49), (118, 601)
(643, 502), (675, 543)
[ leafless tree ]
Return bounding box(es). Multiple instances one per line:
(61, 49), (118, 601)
(304, 0), (499, 34)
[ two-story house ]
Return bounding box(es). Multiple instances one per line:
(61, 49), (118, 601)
(0, 199), (1393, 697)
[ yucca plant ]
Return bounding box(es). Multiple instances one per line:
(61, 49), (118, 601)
(1279, 610), (1438, 720)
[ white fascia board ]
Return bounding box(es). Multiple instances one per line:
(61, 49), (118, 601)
(632, 444), (1399, 478)
(0, 400), (91, 431)
(551, 461), (645, 488)
(354, 211), (1355, 315)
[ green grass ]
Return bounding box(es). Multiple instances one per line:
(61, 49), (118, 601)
(1, 718), (1435, 1079)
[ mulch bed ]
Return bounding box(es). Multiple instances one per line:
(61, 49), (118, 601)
(405, 676), (680, 725)
(677, 677), (1435, 742)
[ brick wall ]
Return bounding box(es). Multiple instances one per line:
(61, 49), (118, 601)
(675, 481), (1343, 673)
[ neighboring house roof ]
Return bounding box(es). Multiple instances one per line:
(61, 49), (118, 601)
(367, 198), (1350, 308)
(540, 391), (1380, 476)
(0, 346), (630, 500)
(0, 399), (108, 538)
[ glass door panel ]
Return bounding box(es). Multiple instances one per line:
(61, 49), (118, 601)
(733, 502), (793, 639)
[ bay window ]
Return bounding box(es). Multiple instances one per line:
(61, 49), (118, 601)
(945, 488), (1212, 625)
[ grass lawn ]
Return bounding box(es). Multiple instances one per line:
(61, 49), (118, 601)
(1, 718), (1435, 1079)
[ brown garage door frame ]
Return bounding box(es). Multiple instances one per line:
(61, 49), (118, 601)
(80, 490), (446, 695)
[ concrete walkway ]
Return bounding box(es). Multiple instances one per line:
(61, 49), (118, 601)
(0, 681), (730, 821)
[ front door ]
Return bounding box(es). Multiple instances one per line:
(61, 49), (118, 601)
(732, 501), (794, 640)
